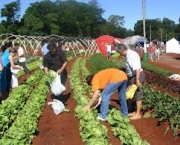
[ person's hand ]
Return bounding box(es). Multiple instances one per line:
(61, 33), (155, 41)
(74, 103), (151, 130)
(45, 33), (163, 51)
(83, 105), (90, 112)
(57, 69), (63, 74)
(136, 79), (142, 87)
(20, 67), (24, 70)
(93, 97), (102, 109)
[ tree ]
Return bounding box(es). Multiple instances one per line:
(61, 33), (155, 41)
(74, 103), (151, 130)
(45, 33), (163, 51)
(107, 15), (125, 28)
(1, 0), (20, 23)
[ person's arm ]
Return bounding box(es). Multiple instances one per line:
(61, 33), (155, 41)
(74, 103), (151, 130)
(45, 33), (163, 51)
(57, 61), (67, 74)
(135, 69), (141, 87)
(0, 62), (3, 71)
(57, 50), (68, 74)
(83, 89), (100, 111)
(9, 55), (23, 70)
(44, 67), (49, 75)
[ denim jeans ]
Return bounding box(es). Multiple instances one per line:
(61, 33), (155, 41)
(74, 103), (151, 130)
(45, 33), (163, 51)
(99, 80), (128, 119)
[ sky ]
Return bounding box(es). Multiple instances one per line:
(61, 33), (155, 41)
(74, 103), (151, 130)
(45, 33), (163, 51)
(0, 0), (180, 30)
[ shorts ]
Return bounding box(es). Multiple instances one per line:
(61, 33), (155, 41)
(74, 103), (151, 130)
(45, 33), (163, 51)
(128, 71), (145, 101)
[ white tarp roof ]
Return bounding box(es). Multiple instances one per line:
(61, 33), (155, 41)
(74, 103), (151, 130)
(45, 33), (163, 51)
(166, 38), (180, 54)
(124, 35), (148, 45)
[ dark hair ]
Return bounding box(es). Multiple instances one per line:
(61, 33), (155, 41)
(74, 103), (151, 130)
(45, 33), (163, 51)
(10, 48), (17, 53)
(116, 43), (128, 52)
(47, 42), (57, 51)
(1, 45), (7, 53)
(86, 75), (94, 85)
(5, 41), (12, 48)
(14, 43), (20, 46)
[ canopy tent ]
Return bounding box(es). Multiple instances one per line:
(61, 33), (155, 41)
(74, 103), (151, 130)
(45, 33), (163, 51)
(95, 35), (123, 56)
(124, 35), (148, 45)
(95, 35), (115, 56)
(166, 38), (180, 54)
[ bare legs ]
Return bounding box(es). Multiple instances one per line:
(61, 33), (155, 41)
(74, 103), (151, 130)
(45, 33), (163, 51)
(129, 100), (142, 120)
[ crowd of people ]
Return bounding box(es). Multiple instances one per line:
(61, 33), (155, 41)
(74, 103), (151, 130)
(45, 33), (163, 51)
(0, 39), (68, 103)
(148, 41), (161, 61)
(0, 41), (29, 102)
(0, 38), (146, 121)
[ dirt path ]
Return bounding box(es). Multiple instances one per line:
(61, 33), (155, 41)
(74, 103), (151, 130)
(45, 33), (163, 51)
(31, 55), (180, 145)
(32, 58), (84, 145)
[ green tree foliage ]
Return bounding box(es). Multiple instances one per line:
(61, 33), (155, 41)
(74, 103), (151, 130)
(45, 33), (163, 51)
(134, 18), (178, 42)
(0, 0), (20, 34)
(175, 20), (180, 41)
(1, 1), (20, 23)
(0, 0), (180, 40)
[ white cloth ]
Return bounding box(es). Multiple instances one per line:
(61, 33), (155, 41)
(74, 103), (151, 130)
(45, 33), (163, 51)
(18, 47), (26, 62)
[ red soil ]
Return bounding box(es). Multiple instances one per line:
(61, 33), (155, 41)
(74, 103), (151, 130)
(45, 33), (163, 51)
(29, 53), (180, 145)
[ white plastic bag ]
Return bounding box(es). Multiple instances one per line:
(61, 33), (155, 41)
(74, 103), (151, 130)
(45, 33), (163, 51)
(11, 74), (18, 88)
(10, 67), (21, 74)
(48, 99), (65, 115)
(51, 73), (66, 96)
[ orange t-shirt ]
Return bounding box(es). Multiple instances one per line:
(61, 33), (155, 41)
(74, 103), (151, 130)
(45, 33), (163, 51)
(92, 68), (127, 91)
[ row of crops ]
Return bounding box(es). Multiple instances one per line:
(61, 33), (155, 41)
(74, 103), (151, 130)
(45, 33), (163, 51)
(88, 54), (180, 137)
(0, 53), (179, 144)
(0, 57), (55, 144)
(69, 57), (149, 145)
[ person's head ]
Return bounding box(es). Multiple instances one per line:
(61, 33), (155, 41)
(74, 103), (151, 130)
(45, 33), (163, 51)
(14, 43), (20, 50)
(48, 42), (57, 56)
(10, 48), (17, 56)
(116, 43), (129, 56)
(86, 74), (94, 85)
(5, 41), (12, 48)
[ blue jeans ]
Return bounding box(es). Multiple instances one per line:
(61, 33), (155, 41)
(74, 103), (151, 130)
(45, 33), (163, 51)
(99, 80), (128, 119)
(1, 67), (7, 93)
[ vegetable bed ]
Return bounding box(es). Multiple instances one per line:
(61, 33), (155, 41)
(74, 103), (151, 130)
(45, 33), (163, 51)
(30, 54), (180, 145)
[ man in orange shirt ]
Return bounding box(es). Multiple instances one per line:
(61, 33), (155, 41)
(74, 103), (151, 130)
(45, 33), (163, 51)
(83, 68), (128, 121)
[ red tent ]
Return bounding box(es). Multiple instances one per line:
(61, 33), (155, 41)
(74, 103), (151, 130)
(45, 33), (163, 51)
(95, 35), (115, 56)
(95, 35), (123, 56)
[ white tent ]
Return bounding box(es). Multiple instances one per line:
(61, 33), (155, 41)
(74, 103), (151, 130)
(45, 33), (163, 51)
(124, 35), (148, 45)
(166, 38), (180, 54)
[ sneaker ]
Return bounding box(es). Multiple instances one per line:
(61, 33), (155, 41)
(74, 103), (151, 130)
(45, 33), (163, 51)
(97, 115), (106, 121)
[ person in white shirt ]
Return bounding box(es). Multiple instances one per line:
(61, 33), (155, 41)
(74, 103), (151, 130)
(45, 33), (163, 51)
(106, 43), (111, 59)
(14, 43), (30, 74)
(116, 43), (145, 120)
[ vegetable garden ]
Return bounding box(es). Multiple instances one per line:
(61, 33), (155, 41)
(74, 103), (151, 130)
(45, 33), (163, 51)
(1, 34), (180, 144)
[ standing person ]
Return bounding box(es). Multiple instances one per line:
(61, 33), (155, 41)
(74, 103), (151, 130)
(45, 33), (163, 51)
(116, 43), (145, 120)
(148, 45), (155, 61)
(14, 43), (30, 74)
(1, 41), (12, 97)
(106, 43), (111, 59)
(43, 42), (68, 98)
(83, 68), (128, 121)
(153, 42), (160, 61)
(9, 49), (24, 88)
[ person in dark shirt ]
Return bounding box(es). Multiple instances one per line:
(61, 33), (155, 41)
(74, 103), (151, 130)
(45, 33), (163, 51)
(43, 42), (68, 88)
